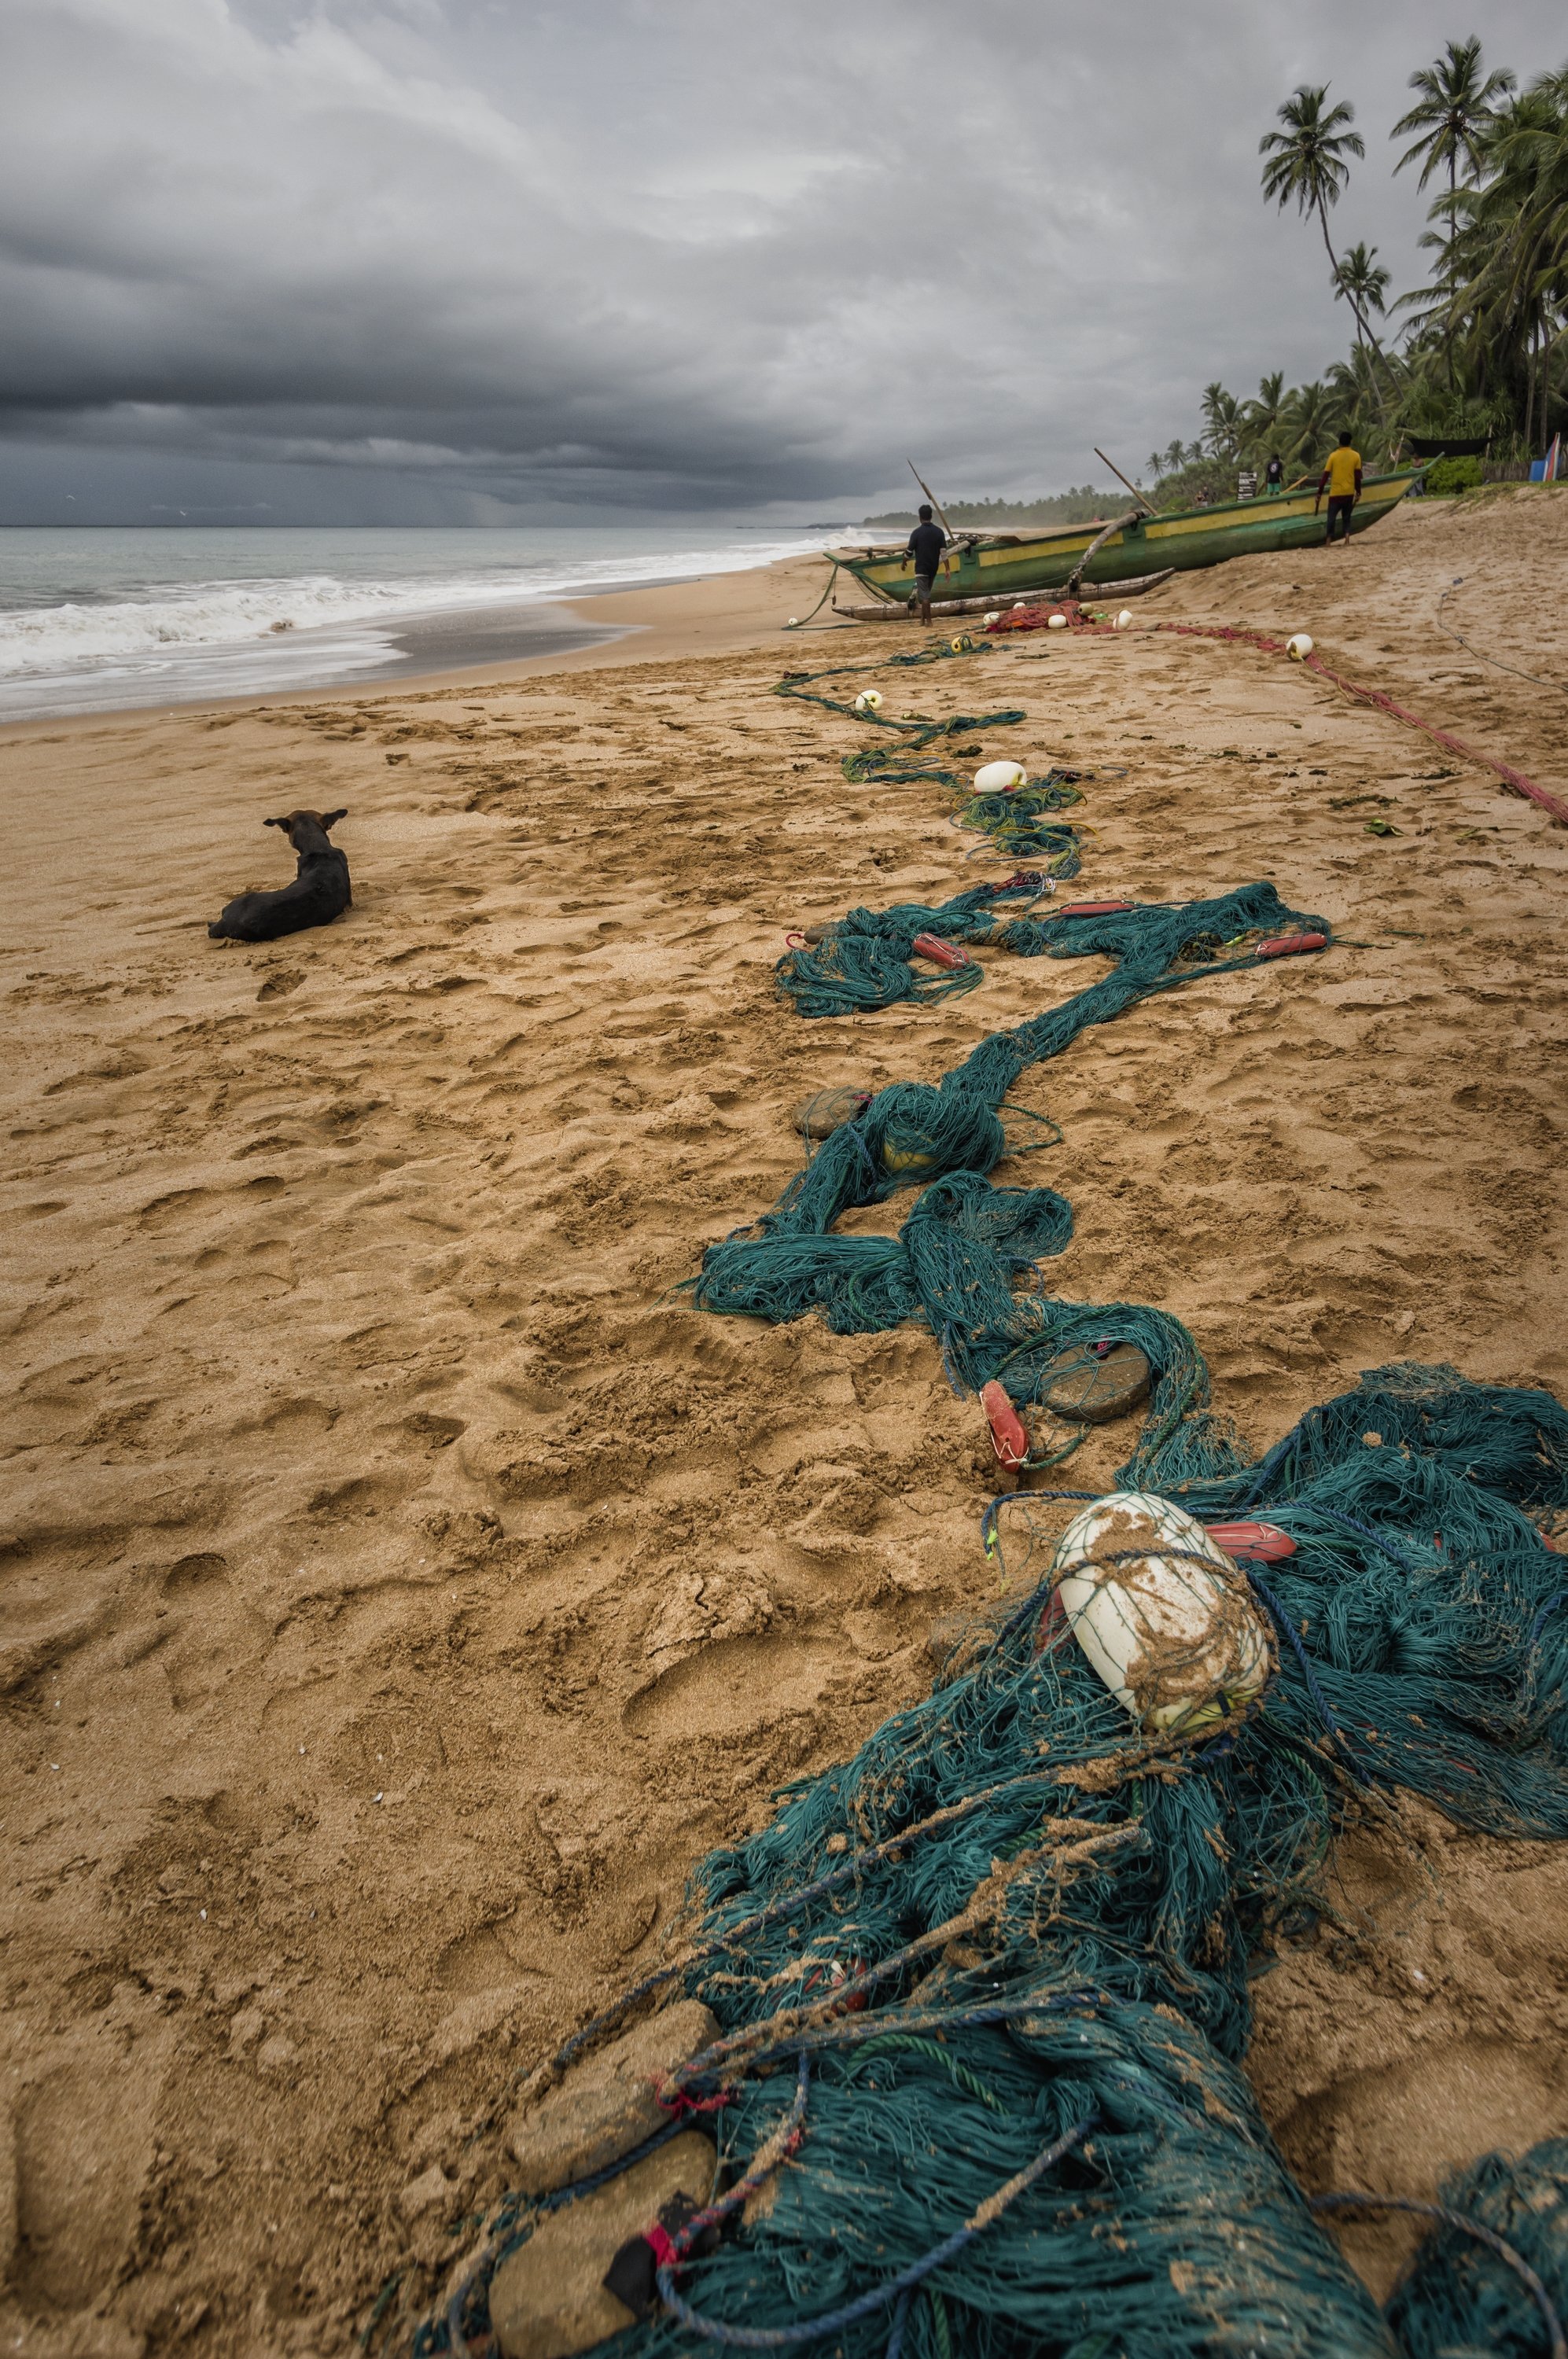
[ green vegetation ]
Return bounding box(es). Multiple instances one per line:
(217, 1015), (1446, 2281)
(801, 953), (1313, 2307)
(1423, 453), (1485, 493)
(1146, 39), (1566, 507)
(859, 487), (1120, 529)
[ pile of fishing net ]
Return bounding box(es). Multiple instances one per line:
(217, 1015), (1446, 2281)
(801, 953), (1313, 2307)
(985, 597), (1117, 634)
(416, 1363), (1568, 2357)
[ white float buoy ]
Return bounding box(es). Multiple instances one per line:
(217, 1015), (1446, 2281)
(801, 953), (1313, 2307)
(974, 760), (1027, 794)
(1286, 633), (1314, 661)
(982, 610), (1001, 627)
(853, 689), (884, 712)
(1114, 610), (1133, 631)
(1051, 1492), (1274, 1734)
(787, 616), (799, 627)
(1047, 613), (1069, 631)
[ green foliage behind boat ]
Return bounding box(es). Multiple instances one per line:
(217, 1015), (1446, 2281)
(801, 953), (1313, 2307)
(831, 470), (1419, 604)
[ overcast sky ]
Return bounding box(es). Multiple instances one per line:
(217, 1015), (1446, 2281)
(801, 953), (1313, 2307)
(2, 0), (1562, 525)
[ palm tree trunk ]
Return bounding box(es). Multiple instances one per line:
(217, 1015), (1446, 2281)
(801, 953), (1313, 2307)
(1525, 323), (1537, 451)
(1316, 201), (1397, 410)
(1445, 154), (1456, 393)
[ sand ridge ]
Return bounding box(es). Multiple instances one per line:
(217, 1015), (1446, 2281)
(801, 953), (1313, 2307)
(2, 491), (1567, 2350)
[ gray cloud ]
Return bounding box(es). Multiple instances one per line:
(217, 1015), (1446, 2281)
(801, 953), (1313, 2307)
(2, 0), (1562, 521)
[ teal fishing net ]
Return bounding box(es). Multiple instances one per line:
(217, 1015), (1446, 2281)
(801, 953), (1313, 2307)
(1388, 2138), (1568, 2357)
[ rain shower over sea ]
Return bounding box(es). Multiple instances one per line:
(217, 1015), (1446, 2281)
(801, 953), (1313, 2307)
(0, 524), (838, 721)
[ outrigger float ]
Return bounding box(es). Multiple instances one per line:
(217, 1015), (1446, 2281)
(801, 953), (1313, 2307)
(824, 469), (1421, 620)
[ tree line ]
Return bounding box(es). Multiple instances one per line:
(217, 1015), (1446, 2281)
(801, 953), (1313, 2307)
(1147, 39), (1566, 503)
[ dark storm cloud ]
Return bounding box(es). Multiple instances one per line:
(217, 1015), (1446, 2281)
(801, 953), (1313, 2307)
(2, 0), (1562, 521)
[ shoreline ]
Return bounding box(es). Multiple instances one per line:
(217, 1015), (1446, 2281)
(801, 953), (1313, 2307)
(0, 553), (834, 739)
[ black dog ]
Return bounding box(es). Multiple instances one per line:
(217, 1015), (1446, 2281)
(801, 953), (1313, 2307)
(209, 808), (352, 943)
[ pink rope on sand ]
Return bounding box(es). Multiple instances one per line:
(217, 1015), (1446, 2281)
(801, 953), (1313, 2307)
(1153, 620), (1568, 831)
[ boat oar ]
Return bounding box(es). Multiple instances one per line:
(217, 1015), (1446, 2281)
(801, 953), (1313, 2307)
(907, 459), (959, 544)
(1092, 448), (1158, 518)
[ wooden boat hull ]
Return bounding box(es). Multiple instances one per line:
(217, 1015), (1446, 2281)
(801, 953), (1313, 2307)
(830, 569), (1176, 622)
(830, 473), (1418, 605)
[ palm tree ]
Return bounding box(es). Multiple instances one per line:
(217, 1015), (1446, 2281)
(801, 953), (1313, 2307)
(1241, 371), (1288, 469)
(1332, 241), (1391, 349)
(1393, 39), (1516, 383)
(1199, 382), (1242, 459)
(1261, 84), (1362, 259)
(1282, 380), (1336, 471)
(1393, 39), (1516, 190)
(1261, 86), (1397, 402)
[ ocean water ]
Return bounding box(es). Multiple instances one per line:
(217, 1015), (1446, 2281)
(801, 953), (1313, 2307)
(0, 524), (842, 722)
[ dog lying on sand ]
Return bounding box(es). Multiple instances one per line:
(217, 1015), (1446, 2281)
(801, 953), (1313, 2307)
(209, 809), (351, 943)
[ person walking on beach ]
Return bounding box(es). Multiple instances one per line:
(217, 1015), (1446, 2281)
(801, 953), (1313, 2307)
(1315, 430), (1363, 547)
(904, 504), (947, 625)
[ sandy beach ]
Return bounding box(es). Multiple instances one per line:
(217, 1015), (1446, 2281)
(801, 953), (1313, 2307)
(4, 488), (1568, 2353)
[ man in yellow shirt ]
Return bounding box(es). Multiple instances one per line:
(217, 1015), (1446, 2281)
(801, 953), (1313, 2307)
(1315, 431), (1364, 547)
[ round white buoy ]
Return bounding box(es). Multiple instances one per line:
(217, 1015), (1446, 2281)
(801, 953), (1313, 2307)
(1047, 613), (1069, 631)
(787, 616), (799, 627)
(1286, 633), (1314, 661)
(853, 689), (884, 712)
(1114, 610), (1133, 631)
(983, 610), (1001, 627)
(1050, 1492), (1273, 1734)
(1013, 599), (1028, 609)
(974, 760), (1027, 794)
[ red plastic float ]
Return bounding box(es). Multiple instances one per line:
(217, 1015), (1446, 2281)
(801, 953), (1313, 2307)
(981, 1380), (1030, 1468)
(1256, 933), (1327, 960)
(1205, 1521), (1297, 1562)
(1055, 900), (1134, 919)
(911, 933), (973, 969)
(1254, 925), (1330, 953)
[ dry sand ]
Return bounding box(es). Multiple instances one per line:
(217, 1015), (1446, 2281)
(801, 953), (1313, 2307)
(3, 487), (1568, 2353)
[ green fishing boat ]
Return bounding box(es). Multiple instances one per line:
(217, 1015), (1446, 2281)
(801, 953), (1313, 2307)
(828, 470), (1420, 609)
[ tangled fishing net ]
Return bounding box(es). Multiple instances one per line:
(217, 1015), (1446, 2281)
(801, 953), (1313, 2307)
(701, 883), (1331, 1446)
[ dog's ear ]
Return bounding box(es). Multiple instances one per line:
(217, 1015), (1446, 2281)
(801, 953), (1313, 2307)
(321, 808), (348, 831)
(263, 815), (287, 830)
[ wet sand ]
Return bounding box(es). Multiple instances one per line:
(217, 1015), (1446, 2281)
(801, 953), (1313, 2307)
(2, 488), (1567, 2350)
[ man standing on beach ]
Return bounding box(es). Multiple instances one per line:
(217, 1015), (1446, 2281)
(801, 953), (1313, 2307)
(1315, 430), (1363, 547)
(904, 505), (947, 626)
(1264, 454), (1284, 494)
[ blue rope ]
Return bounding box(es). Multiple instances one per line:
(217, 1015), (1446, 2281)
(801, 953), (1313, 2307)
(1310, 2193), (1567, 2359)
(884, 2288), (913, 2359)
(1529, 1589), (1568, 1650)
(1244, 1566), (1369, 1783)
(655, 2114), (1095, 2347)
